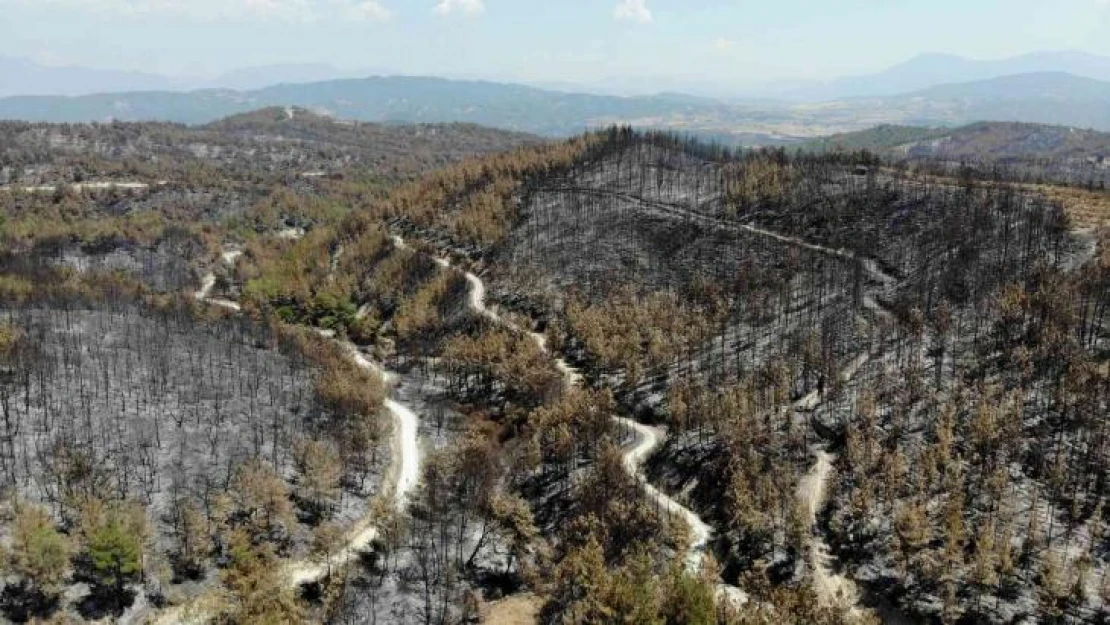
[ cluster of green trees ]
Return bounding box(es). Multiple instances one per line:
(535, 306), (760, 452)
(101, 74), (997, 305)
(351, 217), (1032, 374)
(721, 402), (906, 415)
(0, 499), (146, 619)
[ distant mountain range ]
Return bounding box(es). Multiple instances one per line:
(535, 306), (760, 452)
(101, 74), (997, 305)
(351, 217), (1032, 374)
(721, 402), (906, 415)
(0, 76), (741, 135)
(0, 57), (390, 98)
(0, 56), (183, 98)
(2, 67), (1110, 140)
(779, 50), (1110, 100)
(855, 72), (1110, 130)
(7, 50), (1110, 102)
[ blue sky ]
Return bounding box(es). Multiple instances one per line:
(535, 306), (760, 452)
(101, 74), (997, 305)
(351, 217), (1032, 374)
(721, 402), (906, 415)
(2, 0), (1108, 85)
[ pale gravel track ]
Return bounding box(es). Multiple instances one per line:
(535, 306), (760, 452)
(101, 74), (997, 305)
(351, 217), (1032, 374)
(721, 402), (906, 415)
(1, 181), (153, 194)
(792, 336), (880, 617)
(158, 245), (423, 624)
(401, 204), (899, 615)
(414, 235), (745, 604)
(179, 223), (876, 621)
(285, 334), (421, 586)
(797, 450), (863, 615)
(612, 416), (712, 573)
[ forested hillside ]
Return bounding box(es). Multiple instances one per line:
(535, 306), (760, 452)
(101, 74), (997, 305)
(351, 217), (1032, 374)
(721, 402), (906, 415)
(0, 107), (537, 189)
(0, 117), (1108, 625)
(806, 121), (1110, 188)
(0, 112), (533, 623)
(361, 128), (1110, 624)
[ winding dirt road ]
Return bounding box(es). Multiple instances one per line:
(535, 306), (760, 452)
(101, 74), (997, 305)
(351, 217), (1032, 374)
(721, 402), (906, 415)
(169, 192), (917, 621)
(790, 329), (881, 614)
(613, 417), (712, 572)
(797, 450), (862, 614)
(547, 185), (899, 290)
(193, 249), (244, 311)
(790, 284), (888, 616)
(1, 181), (152, 194)
(460, 263), (749, 605)
(400, 206), (897, 615)
(164, 247), (425, 623)
(428, 241), (738, 599)
(286, 336), (421, 586)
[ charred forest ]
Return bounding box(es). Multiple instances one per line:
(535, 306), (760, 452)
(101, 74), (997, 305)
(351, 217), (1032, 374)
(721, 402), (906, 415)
(0, 117), (1108, 625)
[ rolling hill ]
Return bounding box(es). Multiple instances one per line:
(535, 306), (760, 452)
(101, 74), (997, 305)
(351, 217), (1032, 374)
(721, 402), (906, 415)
(2, 103), (1109, 624)
(806, 120), (1110, 160)
(2, 72), (1110, 140)
(0, 107), (540, 191)
(0, 76), (734, 136)
(803, 120), (1110, 186)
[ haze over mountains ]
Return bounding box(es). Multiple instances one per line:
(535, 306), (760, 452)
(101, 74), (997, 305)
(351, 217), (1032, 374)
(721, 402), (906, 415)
(0, 57), (386, 98)
(2, 50), (1110, 141)
(7, 49), (1110, 100)
(777, 49), (1110, 100)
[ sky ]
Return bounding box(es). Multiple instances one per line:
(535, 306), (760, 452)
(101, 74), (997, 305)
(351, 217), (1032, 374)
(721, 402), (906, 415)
(1, 0), (1109, 88)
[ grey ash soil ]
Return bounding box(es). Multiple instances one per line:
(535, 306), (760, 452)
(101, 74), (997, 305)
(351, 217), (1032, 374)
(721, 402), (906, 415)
(0, 305), (396, 622)
(322, 356), (496, 625)
(471, 137), (1103, 623)
(4, 305), (376, 507)
(0, 113), (543, 624)
(3, 230), (209, 295)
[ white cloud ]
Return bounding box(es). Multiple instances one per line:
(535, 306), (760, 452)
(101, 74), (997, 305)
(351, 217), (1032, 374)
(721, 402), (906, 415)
(713, 37), (737, 51)
(3, 0), (391, 22)
(613, 0), (651, 23)
(433, 0), (483, 17)
(342, 0), (391, 21)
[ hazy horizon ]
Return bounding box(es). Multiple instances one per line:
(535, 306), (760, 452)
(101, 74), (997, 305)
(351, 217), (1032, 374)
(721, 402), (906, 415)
(2, 0), (1108, 92)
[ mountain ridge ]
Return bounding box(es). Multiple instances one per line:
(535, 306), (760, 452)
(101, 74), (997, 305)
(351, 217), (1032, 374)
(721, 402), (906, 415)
(2, 71), (1110, 137)
(781, 49), (1110, 100)
(5, 49), (1110, 101)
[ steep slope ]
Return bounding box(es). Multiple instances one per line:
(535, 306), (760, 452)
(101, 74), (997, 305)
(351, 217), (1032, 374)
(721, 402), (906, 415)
(379, 128), (1107, 623)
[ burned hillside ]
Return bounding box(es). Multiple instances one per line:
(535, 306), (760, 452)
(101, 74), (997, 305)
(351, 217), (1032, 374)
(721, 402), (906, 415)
(384, 128), (1110, 623)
